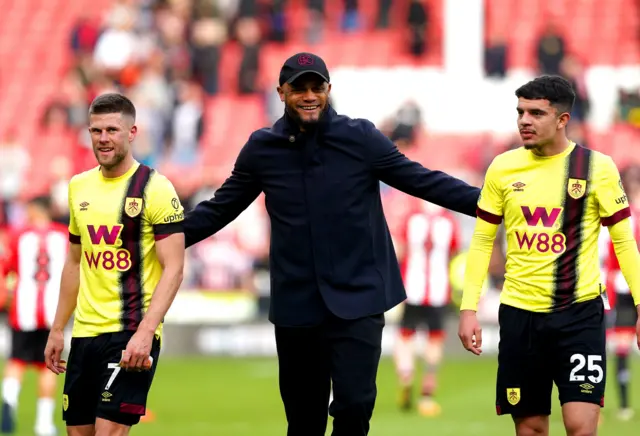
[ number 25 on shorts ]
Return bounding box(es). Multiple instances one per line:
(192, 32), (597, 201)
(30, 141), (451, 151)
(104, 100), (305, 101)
(569, 354), (603, 384)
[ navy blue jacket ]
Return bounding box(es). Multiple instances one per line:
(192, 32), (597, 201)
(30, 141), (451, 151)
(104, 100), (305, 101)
(184, 107), (480, 326)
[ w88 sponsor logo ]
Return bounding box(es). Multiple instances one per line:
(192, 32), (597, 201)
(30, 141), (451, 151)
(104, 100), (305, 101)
(514, 206), (566, 254)
(83, 224), (132, 271)
(85, 249), (131, 271)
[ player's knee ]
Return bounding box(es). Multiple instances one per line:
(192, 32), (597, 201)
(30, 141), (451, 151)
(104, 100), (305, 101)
(562, 404), (599, 436)
(514, 416), (548, 436)
(564, 415), (597, 436)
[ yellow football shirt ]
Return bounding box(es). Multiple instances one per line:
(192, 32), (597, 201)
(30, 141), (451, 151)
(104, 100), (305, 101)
(476, 142), (629, 312)
(67, 162), (184, 337)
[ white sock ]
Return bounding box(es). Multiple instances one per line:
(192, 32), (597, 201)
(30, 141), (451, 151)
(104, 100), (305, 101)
(2, 378), (20, 409)
(35, 397), (55, 433)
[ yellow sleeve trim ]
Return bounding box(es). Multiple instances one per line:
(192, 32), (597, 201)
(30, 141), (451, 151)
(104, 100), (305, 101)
(609, 218), (640, 307)
(460, 219), (499, 311)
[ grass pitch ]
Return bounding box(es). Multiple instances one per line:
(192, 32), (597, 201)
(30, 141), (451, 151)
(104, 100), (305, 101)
(5, 356), (639, 435)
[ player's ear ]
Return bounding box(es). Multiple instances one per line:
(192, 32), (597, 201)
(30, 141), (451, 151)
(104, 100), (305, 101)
(129, 125), (137, 142)
(557, 111), (571, 130)
(277, 86), (285, 102)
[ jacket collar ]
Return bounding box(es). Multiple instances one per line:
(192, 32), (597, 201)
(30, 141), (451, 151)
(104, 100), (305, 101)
(280, 105), (336, 135)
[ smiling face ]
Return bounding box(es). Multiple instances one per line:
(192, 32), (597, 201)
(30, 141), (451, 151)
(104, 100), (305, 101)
(88, 112), (136, 172)
(277, 74), (331, 129)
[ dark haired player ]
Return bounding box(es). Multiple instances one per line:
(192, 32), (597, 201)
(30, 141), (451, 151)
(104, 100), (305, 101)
(44, 93), (185, 436)
(458, 76), (640, 436)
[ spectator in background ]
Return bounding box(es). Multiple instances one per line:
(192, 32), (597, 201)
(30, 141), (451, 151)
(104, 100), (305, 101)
(268, 0), (287, 42)
(536, 23), (565, 75)
(343, 0), (360, 32)
(129, 49), (174, 165)
(156, 8), (191, 82)
(239, 0), (259, 16)
(389, 101), (423, 150)
(236, 17), (263, 94)
(61, 71), (90, 129)
(40, 101), (70, 130)
(407, 0), (429, 57)
(169, 81), (204, 165)
(48, 157), (72, 225)
(484, 32), (507, 78)
(0, 131), (30, 203)
(376, 0), (392, 29)
(307, 0), (325, 43)
(561, 56), (590, 123)
(191, 7), (227, 95)
(69, 12), (100, 56)
(93, 5), (138, 77)
(128, 90), (163, 167)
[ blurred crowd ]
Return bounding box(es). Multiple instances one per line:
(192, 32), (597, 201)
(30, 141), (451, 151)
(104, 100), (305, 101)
(1, 0), (639, 299)
(0, 0), (437, 297)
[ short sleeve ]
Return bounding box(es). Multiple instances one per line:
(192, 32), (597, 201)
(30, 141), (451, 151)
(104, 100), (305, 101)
(476, 160), (504, 225)
(146, 174), (184, 240)
(596, 156), (631, 226)
(68, 179), (81, 244)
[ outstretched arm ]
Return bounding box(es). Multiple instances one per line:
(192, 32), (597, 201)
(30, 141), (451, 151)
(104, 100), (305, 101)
(184, 142), (262, 247)
(368, 125), (480, 217)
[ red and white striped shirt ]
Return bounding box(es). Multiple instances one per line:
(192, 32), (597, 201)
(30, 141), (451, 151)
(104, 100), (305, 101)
(398, 203), (460, 307)
(6, 223), (67, 331)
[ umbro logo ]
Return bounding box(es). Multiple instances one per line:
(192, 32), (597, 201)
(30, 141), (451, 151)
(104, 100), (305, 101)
(579, 383), (594, 394)
(512, 182), (526, 192)
(79, 201), (89, 211)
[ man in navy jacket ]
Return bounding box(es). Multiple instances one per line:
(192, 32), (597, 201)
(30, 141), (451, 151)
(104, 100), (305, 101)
(183, 52), (480, 436)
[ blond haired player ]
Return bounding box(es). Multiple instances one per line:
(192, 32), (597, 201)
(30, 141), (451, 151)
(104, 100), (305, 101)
(44, 93), (185, 436)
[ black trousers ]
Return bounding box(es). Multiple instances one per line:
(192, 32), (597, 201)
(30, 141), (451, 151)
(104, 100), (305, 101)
(275, 313), (384, 436)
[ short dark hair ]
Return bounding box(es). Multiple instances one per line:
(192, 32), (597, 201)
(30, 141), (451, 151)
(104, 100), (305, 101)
(27, 195), (52, 211)
(88, 93), (136, 121)
(515, 75), (575, 114)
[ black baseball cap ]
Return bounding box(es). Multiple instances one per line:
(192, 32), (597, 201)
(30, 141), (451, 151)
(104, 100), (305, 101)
(278, 52), (330, 86)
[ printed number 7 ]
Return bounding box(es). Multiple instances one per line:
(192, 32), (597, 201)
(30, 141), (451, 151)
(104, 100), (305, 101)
(105, 363), (121, 391)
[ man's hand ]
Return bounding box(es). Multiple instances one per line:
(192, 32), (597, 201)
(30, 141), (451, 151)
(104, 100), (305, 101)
(121, 329), (154, 371)
(44, 329), (66, 375)
(458, 310), (483, 355)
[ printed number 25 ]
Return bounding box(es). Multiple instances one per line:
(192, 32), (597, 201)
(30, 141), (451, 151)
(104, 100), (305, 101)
(569, 354), (603, 384)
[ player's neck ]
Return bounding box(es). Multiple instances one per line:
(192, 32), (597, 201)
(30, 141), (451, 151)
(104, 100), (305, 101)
(100, 156), (135, 179)
(532, 137), (571, 157)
